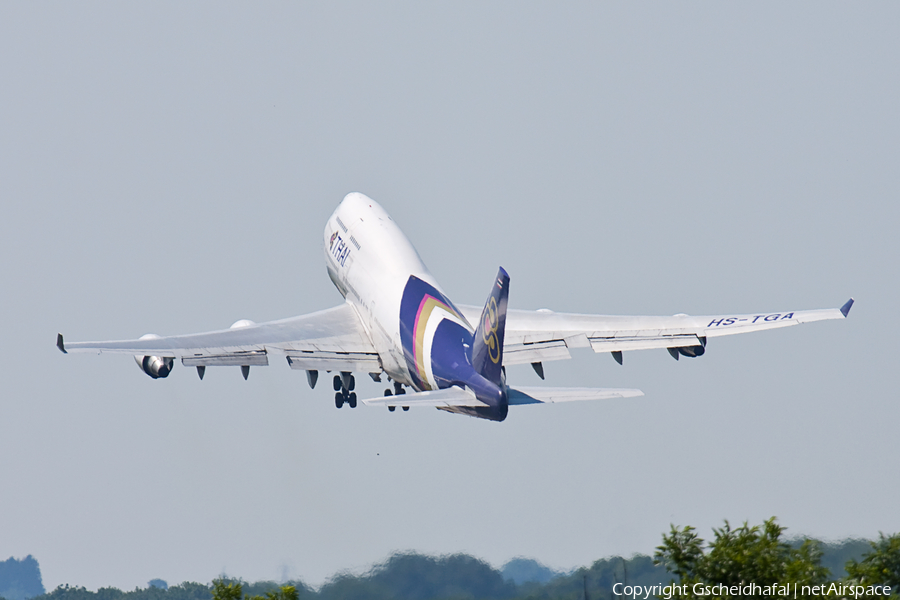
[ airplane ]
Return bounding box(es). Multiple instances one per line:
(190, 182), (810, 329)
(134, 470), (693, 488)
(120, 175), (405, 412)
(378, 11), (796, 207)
(57, 192), (854, 422)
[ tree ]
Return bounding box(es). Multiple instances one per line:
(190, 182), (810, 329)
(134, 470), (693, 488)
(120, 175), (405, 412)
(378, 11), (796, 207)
(844, 533), (900, 598)
(317, 552), (517, 600)
(654, 518), (830, 599)
(210, 580), (297, 600)
(210, 582), (241, 600)
(0, 555), (45, 600)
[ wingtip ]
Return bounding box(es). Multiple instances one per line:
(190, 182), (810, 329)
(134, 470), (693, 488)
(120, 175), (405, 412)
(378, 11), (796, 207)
(840, 298), (854, 318)
(56, 333), (67, 354)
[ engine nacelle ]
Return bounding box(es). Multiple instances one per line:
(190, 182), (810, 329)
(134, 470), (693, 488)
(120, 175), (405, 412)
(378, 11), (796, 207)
(677, 337), (708, 358)
(133, 333), (174, 379)
(677, 345), (706, 358)
(135, 355), (174, 379)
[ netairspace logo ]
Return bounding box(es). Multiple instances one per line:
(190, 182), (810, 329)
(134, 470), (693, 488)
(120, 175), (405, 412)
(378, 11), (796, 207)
(613, 582), (893, 599)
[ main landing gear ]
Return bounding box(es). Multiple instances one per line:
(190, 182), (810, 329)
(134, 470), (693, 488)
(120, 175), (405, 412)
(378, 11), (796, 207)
(384, 381), (408, 412)
(333, 372), (357, 409)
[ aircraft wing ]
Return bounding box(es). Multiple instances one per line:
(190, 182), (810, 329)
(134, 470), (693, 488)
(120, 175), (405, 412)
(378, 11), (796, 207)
(57, 302), (382, 373)
(458, 298), (853, 366)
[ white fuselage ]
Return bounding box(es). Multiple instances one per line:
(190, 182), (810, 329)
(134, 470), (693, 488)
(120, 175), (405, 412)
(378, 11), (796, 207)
(322, 193), (463, 389)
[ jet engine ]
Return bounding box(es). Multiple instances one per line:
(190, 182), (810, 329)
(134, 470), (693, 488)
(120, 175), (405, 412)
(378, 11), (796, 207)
(135, 355), (174, 378)
(677, 337), (707, 358)
(677, 345), (705, 358)
(133, 333), (174, 379)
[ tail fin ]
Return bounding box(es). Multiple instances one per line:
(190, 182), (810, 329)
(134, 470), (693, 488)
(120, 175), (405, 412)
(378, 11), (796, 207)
(472, 267), (510, 386)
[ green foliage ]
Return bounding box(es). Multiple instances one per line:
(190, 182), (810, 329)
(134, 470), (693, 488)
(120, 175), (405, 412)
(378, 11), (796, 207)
(153, 583), (211, 600)
(513, 554), (668, 600)
(32, 580), (305, 600)
(210, 581), (241, 600)
(37, 582), (211, 600)
(248, 585), (299, 600)
(806, 539), (871, 579)
(40, 586), (100, 600)
(16, 527), (900, 600)
(210, 580), (308, 600)
(654, 518), (830, 599)
(92, 589), (124, 600)
(656, 526), (703, 581)
(318, 552), (517, 600)
(845, 533), (900, 598)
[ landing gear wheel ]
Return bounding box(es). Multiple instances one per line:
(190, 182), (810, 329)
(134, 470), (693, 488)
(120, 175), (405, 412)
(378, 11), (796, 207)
(334, 392), (344, 408)
(348, 392), (357, 408)
(333, 375), (342, 391)
(398, 387), (406, 395)
(384, 389), (393, 396)
(348, 375), (355, 391)
(402, 406), (409, 411)
(388, 406), (396, 412)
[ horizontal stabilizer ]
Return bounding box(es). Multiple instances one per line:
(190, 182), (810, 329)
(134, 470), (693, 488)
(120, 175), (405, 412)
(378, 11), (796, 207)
(362, 387), (488, 408)
(507, 386), (643, 405)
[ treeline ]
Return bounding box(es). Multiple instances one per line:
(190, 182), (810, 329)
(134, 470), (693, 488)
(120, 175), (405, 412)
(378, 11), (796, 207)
(9, 520), (900, 600)
(0, 556), (44, 600)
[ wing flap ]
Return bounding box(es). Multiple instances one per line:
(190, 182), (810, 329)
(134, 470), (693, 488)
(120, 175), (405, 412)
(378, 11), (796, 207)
(285, 352), (381, 372)
(589, 333), (702, 352)
(182, 351), (269, 367)
(502, 340), (571, 365)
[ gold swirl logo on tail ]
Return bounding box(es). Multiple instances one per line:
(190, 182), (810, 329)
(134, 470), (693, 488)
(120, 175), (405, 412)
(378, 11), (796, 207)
(481, 296), (501, 364)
